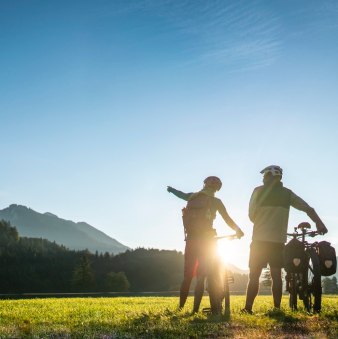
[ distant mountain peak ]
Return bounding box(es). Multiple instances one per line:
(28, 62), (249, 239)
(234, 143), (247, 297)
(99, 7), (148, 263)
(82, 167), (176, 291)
(0, 205), (129, 255)
(44, 212), (58, 218)
(9, 203), (28, 210)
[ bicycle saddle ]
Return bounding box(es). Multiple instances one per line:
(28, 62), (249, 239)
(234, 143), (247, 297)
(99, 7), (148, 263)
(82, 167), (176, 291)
(297, 222), (311, 229)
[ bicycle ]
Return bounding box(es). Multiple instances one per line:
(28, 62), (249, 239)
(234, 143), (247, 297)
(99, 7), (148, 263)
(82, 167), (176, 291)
(203, 234), (238, 316)
(285, 222), (322, 313)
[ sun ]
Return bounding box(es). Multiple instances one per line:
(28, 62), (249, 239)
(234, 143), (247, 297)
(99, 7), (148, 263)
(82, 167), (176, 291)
(216, 238), (240, 265)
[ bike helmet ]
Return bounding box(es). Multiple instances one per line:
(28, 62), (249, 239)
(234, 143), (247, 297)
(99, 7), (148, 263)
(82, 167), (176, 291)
(203, 176), (222, 191)
(260, 165), (283, 177)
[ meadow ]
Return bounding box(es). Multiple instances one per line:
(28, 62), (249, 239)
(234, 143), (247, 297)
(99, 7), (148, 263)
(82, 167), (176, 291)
(0, 295), (337, 338)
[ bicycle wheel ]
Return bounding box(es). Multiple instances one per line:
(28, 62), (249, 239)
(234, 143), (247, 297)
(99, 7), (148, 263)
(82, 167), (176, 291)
(303, 248), (322, 313)
(288, 273), (298, 310)
(207, 260), (223, 315)
(223, 270), (230, 316)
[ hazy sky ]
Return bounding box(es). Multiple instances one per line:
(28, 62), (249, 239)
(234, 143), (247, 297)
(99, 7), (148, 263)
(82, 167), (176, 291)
(1, 0), (338, 268)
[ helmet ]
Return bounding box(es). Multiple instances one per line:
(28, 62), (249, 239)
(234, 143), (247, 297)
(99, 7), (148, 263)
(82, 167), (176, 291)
(260, 165), (283, 177)
(203, 176), (222, 191)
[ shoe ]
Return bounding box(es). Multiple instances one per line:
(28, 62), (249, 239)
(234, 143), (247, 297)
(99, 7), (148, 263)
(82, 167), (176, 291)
(240, 308), (253, 315)
(177, 305), (184, 311)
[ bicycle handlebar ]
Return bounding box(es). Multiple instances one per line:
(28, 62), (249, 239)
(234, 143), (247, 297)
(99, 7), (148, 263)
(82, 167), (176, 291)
(286, 230), (321, 238)
(214, 234), (239, 240)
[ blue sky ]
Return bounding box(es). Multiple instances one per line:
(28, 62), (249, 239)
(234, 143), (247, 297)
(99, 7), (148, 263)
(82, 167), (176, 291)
(1, 0), (338, 268)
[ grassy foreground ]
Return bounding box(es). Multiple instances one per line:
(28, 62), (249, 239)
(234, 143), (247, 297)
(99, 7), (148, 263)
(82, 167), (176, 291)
(0, 295), (337, 338)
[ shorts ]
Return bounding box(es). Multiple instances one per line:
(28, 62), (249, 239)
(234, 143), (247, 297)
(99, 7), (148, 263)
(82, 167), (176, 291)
(249, 240), (285, 269)
(184, 239), (217, 278)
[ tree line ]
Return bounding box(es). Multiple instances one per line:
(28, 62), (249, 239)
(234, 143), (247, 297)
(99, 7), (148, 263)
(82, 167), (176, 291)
(0, 220), (183, 293)
(2, 220), (334, 295)
(0, 220), (251, 294)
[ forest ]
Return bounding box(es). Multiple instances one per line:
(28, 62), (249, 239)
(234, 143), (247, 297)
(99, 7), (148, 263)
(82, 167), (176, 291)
(0, 220), (250, 294)
(1, 220), (336, 295)
(0, 220), (186, 293)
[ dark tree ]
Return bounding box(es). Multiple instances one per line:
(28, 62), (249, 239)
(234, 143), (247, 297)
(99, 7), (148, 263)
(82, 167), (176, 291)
(72, 254), (96, 291)
(105, 272), (130, 292)
(261, 267), (272, 287)
(323, 276), (338, 294)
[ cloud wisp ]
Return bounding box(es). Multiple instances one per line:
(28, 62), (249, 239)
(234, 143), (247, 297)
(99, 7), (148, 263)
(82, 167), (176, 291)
(110, 0), (283, 72)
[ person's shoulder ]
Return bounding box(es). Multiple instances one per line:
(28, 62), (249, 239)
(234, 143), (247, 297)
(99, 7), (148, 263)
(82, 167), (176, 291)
(280, 184), (292, 194)
(212, 196), (225, 208)
(252, 185), (264, 193)
(187, 191), (199, 200)
(213, 196), (222, 203)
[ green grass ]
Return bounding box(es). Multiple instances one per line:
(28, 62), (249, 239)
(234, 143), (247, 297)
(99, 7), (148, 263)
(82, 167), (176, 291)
(0, 295), (337, 338)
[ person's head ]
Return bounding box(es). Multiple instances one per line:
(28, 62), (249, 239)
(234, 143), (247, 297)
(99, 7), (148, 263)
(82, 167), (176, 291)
(203, 176), (222, 192)
(260, 165), (283, 185)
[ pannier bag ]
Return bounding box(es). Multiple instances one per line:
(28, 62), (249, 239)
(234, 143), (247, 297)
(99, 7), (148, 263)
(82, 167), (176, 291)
(318, 241), (337, 276)
(284, 238), (306, 272)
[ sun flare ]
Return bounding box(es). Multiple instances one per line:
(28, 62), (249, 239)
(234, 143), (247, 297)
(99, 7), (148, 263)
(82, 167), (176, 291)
(217, 238), (240, 265)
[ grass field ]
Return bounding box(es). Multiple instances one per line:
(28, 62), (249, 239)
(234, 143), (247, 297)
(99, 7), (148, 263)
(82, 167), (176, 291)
(0, 295), (337, 338)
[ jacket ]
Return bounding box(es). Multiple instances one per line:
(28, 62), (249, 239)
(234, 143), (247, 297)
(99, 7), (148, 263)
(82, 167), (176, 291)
(249, 181), (316, 243)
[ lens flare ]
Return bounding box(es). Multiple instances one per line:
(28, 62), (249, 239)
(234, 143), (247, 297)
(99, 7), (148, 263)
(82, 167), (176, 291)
(217, 238), (238, 264)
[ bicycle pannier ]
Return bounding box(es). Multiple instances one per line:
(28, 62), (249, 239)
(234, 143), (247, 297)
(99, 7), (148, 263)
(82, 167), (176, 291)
(318, 241), (337, 276)
(284, 238), (306, 272)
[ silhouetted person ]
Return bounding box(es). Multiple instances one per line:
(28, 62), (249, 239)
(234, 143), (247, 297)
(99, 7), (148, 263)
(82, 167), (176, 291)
(242, 165), (328, 314)
(168, 176), (244, 313)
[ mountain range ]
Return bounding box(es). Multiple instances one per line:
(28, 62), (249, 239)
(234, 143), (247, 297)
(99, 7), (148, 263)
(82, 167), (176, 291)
(0, 204), (129, 254)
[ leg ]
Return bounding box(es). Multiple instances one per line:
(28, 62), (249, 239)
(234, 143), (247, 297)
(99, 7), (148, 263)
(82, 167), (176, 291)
(180, 241), (198, 309)
(180, 274), (194, 309)
(268, 243), (284, 309)
(244, 241), (266, 312)
(244, 267), (262, 311)
(192, 275), (205, 313)
(270, 267), (282, 308)
(192, 239), (216, 313)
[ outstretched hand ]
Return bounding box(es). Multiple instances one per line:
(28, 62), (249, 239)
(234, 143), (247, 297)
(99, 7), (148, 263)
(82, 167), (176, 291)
(236, 228), (244, 239)
(316, 221), (328, 235)
(167, 186), (173, 193)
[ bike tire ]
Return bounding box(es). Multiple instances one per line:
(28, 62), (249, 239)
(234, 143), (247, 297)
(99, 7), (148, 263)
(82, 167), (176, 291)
(303, 248), (322, 313)
(288, 273), (298, 311)
(223, 271), (230, 316)
(207, 261), (223, 315)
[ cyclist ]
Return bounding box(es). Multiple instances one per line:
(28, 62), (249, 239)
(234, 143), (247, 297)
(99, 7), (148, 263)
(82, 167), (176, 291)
(242, 165), (328, 314)
(167, 176), (244, 313)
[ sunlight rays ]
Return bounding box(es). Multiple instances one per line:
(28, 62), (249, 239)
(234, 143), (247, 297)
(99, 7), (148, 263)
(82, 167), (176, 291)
(217, 237), (242, 265)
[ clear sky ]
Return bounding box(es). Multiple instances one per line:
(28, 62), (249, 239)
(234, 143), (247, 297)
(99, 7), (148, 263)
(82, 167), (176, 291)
(1, 0), (338, 269)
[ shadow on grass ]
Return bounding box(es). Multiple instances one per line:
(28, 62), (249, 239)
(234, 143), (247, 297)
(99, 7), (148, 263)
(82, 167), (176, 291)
(265, 309), (310, 336)
(124, 310), (235, 338)
(265, 308), (298, 323)
(61, 309), (315, 339)
(323, 309), (338, 321)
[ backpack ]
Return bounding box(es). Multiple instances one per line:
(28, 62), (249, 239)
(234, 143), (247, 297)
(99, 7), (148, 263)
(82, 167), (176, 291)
(284, 238), (306, 273)
(182, 193), (215, 239)
(318, 241), (337, 276)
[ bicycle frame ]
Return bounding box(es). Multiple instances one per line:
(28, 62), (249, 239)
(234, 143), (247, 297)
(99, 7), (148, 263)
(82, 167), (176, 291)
(203, 234), (238, 316)
(285, 224), (322, 313)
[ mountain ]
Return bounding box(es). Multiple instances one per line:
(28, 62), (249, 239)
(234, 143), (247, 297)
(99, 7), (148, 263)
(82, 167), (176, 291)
(0, 204), (129, 254)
